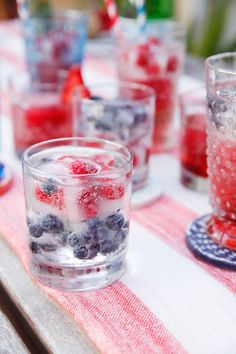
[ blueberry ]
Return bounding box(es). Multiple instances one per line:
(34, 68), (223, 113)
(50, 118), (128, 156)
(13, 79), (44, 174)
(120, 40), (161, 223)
(68, 232), (93, 247)
(30, 241), (41, 254)
(73, 245), (89, 259)
(29, 223), (44, 238)
(123, 220), (129, 230)
(105, 212), (125, 231)
(42, 214), (64, 233)
(41, 178), (58, 196)
(100, 239), (118, 255)
(41, 243), (57, 252)
(95, 113), (114, 131)
(115, 229), (127, 243)
(96, 226), (110, 242)
(87, 243), (99, 259)
(88, 217), (105, 231)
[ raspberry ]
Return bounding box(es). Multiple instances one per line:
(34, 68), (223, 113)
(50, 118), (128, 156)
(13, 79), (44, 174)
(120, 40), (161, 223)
(71, 159), (99, 175)
(100, 183), (125, 200)
(167, 55), (179, 73)
(145, 63), (161, 75)
(35, 185), (65, 210)
(77, 187), (99, 218)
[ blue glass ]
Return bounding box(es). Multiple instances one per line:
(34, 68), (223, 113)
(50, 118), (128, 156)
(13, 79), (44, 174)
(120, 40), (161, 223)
(22, 11), (88, 82)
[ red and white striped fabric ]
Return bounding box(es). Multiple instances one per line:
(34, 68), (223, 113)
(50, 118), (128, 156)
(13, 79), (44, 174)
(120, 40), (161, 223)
(1, 21), (236, 354)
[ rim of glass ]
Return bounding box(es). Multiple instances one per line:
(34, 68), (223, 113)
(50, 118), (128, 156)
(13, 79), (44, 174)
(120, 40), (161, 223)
(205, 52), (236, 76)
(22, 137), (132, 178)
(73, 81), (156, 103)
(118, 18), (185, 39)
(27, 8), (88, 22)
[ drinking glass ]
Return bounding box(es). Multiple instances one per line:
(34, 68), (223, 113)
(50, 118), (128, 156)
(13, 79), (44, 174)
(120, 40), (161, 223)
(22, 137), (132, 290)
(206, 52), (236, 249)
(10, 72), (72, 158)
(22, 10), (87, 83)
(116, 19), (185, 153)
(180, 88), (208, 192)
(73, 82), (155, 191)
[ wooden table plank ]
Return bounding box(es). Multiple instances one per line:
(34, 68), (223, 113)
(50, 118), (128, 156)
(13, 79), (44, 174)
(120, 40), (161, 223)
(0, 310), (29, 354)
(0, 236), (98, 354)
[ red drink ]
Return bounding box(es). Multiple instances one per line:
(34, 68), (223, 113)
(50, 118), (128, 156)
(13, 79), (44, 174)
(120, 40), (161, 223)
(12, 94), (72, 157)
(116, 21), (185, 152)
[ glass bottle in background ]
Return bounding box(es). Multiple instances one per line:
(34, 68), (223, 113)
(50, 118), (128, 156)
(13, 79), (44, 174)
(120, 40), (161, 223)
(117, 0), (174, 19)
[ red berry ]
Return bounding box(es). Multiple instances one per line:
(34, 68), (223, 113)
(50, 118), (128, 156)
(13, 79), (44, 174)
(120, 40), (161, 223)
(132, 154), (139, 168)
(71, 159), (99, 175)
(35, 186), (65, 210)
(77, 187), (99, 218)
(148, 37), (161, 46)
(145, 63), (161, 75)
(167, 55), (179, 72)
(136, 52), (149, 67)
(100, 183), (125, 200)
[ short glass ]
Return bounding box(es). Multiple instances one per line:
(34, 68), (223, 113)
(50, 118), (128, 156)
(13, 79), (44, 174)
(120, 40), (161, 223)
(10, 72), (72, 158)
(180, 89), (208, 192)
(73, 83), (155, 191)
(116, 19), (185, 152)
(206, 52), (236, 249)
(22, 10), (87, 83)
(22, 137), (132, 290)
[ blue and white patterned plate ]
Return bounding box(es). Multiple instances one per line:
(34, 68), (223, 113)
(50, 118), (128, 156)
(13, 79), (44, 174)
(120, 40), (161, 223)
(186, 214), (236, 270)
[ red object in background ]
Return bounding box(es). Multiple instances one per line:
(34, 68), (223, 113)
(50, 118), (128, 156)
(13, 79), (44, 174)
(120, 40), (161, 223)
(180, 113), (207, 178)
(61, 65), (91, 103)
(97, 8), (114, 31)
(12, 100), (72, 156)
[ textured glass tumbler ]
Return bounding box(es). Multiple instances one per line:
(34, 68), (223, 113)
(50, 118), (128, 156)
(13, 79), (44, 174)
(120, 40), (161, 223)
(116, 19), (185, 153)
(206, 53), (236, 249)
(180, 89), (208, 192)
(73, 83), (155, 191)
(22, 11), (87, 83)
(22, 137), (132, 290)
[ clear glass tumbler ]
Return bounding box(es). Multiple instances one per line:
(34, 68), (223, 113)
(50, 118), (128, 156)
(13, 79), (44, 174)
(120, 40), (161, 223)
(116, 19), (185, 153)
(180, 88), (208, 192)
(73, 82), (155, 191)
(10, 72), (72, 158)
(206, 52), (236, 249)
(22, 137), (132, 290)
(22, 10), (87, 83)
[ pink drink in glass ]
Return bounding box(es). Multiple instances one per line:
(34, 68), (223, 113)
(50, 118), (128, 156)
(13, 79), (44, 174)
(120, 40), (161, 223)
(22, 138), (132, 290)
(117, 20), (185, 152)
(206, 53), (236, 249)
(10, 75), (72, 157)
(180, 90), (208, 191)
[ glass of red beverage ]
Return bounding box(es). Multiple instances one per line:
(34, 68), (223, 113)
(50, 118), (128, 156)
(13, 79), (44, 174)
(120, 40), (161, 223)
(10, 72), (72, 158)
(116, 19), (185, 153)
(206, 53), (236, 249)
(180, 88), (208, 192)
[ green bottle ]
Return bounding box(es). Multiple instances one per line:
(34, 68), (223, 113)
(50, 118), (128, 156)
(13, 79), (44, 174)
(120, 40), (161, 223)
(29, 0), (52, 17)
(146, 0), (173, 19)
(117, 0), (173, 20)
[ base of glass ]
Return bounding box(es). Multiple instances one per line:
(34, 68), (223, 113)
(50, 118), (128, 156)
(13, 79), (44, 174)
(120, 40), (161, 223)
(186, 214), (236, 270)
(180, 167), (208, 193)
(30, 251), (127, 291)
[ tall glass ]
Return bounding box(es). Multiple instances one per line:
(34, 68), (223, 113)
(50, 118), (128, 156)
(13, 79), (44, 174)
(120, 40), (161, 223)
(22, 137), (132, 290)
(22, 10), (87, 83)
(206, 53), (236, 249)
(116, 19), (185, 152)
(73, 82), (155, 191)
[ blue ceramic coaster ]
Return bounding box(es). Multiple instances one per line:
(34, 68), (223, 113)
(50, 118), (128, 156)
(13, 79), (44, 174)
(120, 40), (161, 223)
(186, 214), (236, 270)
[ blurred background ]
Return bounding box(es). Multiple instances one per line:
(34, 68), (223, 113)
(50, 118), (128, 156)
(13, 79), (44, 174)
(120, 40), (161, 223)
(0, 0), (236, 58)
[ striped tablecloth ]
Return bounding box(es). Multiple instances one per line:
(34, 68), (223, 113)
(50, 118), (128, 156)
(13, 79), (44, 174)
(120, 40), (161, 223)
(1, 20), (236, 354)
